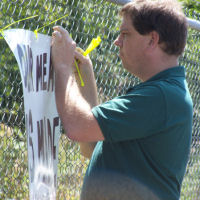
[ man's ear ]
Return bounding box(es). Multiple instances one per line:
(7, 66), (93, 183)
(147, 31), (160, 50)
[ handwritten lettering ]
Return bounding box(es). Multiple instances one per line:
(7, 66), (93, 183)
(26, 109), (59, 184)
(36, 53), (54, 92)
(36, 53), (47, 91)
(17, 44), (34, 92)
(17, 44), (54, 93)
(37, 116), (59, 162)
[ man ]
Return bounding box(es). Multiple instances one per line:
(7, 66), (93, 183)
(51, 0), (193, 199)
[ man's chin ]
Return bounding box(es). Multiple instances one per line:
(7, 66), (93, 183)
(121, 61), (128, 71)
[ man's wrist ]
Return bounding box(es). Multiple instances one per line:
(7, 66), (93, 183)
(54, 64), (73, 77)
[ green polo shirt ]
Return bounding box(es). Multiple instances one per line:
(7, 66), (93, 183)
(81, 66), (193, 200)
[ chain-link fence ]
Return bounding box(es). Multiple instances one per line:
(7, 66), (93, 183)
(0, 0), (200, 199)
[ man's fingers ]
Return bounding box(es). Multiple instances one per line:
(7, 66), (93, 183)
(76, 47), (85, 55)
(75, 47), (90, 59)
(74, 49), (91, 66)
(75, 50), (85, 61)
(53, 26), (69, 35)
(53, 26), (72, 41)
(52, 26), (76, 51)
(52, 30), (62, 42)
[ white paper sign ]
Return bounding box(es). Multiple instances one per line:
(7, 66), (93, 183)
(3, 29), (60, 200)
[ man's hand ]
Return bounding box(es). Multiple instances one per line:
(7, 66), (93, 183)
(75, 47), (93, 75)
(51, 26), (76, 76)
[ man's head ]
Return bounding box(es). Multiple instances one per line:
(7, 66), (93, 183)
(119, 0), (188, 56)
(114, 0), (188, 80)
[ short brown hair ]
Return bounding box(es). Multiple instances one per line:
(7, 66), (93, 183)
(120, 0), (188, 56)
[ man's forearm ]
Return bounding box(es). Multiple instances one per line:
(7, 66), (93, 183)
(55, 72), (89, 137)
(74, 63), (99, 157)
(55, 67), (98, 156)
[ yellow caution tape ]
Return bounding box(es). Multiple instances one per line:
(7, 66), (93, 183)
(0, 15), (38, 38)
(34, 13), (69, 39)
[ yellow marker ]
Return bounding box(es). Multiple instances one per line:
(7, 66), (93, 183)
(83, 36), (101, 56)
(34, 13), (69, 39)
(74, 60), (85, 87)
(75, 36), (101, 87)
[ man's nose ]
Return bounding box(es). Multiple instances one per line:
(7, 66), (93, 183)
(114, 36), (122, 48)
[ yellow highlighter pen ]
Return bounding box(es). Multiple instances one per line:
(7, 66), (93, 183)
(75, 36), (101, 87)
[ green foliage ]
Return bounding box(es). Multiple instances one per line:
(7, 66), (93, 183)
(179, 0), (200, 12)
(0, 124), (28, 199)
(181, 147), (200, 200)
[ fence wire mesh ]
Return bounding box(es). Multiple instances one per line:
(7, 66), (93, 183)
(0, 0), (200, 200)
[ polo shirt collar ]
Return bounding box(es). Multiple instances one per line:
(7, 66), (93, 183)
(145, 66), (185, 83)
(126, 66), (185, 93)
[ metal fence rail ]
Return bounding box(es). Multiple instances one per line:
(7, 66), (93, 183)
(0, 0), (200, 199)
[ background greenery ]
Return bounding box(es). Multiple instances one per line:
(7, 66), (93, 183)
(0, 0), (200, 199)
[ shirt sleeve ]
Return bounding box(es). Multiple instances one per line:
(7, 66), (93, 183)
(92, 84), (166, 142)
